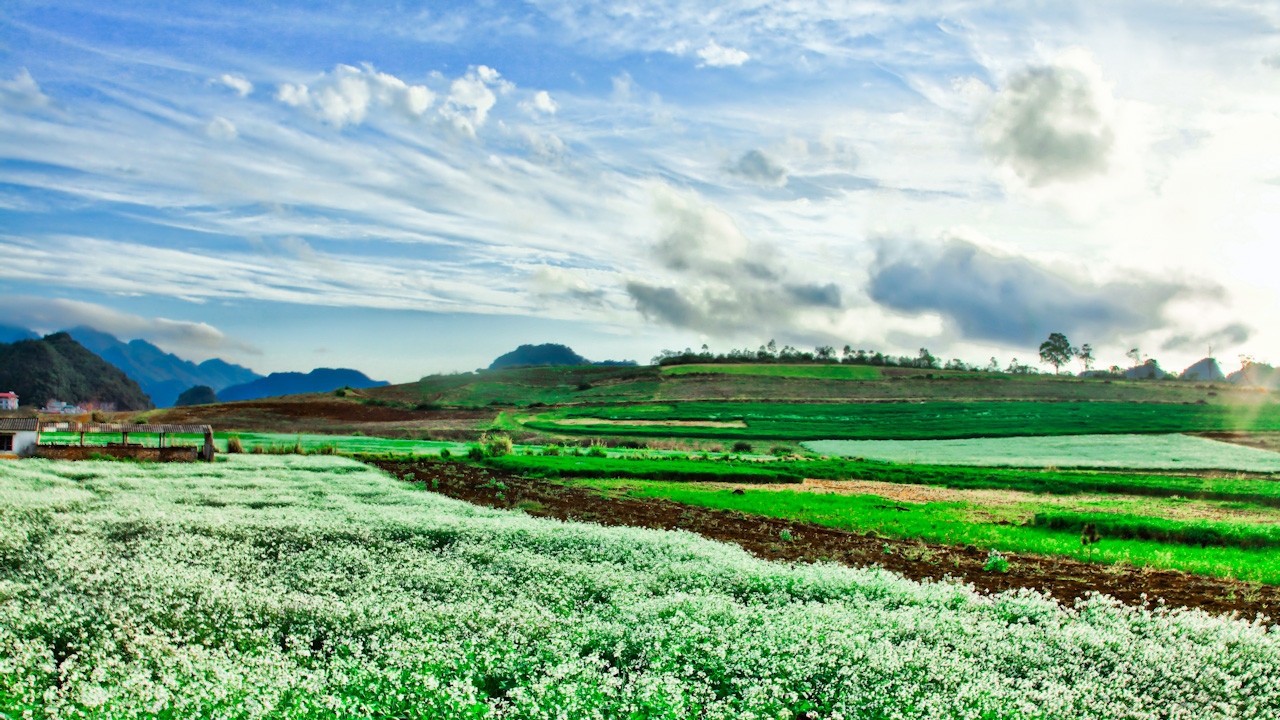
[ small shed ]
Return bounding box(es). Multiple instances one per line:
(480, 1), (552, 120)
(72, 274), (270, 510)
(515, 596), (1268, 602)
(0, 418), (40, 458)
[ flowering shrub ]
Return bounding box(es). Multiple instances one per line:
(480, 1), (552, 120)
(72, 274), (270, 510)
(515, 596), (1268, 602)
(984, 549), (1010, 573)
(0, 456), (1277, 719)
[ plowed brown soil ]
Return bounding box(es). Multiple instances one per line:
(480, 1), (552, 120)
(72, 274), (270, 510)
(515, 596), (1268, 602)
(149, 399), (496, 436)
(372, 458), (1280, 619)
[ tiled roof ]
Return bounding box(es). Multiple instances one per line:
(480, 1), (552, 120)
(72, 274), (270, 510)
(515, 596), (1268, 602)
(37, 422), (212, 434)
(0, 418), (39, 431)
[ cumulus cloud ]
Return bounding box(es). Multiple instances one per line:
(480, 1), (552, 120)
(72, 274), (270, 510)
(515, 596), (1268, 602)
(1162, 323), (1251, 353)
(697, 41), (750, 67)
(626, 186), (841, 334)
(982, 57), (1115, 187)
(441, 65), (507, 136)
(214, 73), (253, 97)
(205, 117), (237, 141)
(277, 64), (435, 128)
(867, 238), (1209, 344)
(1264, 54), (1280, 69)
(521, 90), (558, 115)
(725, 149), (787, 185)
(0, 295), (258, 353)
(0, 68), (51, 111)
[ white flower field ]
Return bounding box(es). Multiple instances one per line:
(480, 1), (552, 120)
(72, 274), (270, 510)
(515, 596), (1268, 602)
(1, 455), (1278, 719)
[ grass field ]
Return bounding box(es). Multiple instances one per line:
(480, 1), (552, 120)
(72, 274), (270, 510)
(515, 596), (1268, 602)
(591, 479), (1280, 583)
(2, 456), (1277, 718)
(527, 400), (1280, 440)
(804, 433), (1280, 471)
(661, 363), (883, 379)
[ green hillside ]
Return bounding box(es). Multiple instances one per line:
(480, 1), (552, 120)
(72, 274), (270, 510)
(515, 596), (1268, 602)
(372, 363), (1256, 409)
(0, 332), (153, 410)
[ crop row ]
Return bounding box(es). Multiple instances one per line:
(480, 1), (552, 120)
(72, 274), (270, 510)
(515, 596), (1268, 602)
(531, 401), (1280, 440)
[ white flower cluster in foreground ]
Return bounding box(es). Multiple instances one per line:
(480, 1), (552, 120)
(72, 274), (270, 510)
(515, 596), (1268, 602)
(1, 456), (1277, 719)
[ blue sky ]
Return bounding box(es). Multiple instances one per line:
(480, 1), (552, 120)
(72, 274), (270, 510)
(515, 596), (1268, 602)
(2, 1), (1278, 382)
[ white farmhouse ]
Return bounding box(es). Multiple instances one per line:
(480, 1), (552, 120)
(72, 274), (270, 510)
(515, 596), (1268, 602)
(0, 418), (40, 458)
(0, 391), (17, 410)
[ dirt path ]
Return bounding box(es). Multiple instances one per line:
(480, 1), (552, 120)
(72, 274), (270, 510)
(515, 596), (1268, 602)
(372, 459), (1280, 619)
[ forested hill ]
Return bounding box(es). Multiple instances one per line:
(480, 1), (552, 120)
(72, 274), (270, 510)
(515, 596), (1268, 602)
(218, 368), (388, 402)
(0, 332), (154, 410)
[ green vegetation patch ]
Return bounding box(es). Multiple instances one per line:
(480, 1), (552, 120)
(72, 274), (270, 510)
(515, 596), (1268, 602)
(804, 434), (1280, 472)
(530, 401), (1280, 441)
(5, 457), (1276, 716)
(485, 452), (1280, 506)
(1032, 511), (1280, 550)
(601, 480), (1280, 583)
(484, 454), (803, 483)
(662, 364), (882, 380)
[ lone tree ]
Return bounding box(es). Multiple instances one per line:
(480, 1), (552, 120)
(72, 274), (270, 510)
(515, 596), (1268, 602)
(1039, 332), (1078, 374)
(1078, 343), (1096, 373)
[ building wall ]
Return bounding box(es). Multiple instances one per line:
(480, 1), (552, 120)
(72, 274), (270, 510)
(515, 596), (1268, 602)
(0, 431), (39, 457)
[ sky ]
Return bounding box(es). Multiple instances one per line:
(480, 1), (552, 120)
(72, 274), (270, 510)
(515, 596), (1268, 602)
(1, 1), (1278, 383)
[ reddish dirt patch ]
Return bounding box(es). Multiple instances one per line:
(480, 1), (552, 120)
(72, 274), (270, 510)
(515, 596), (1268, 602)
(1198, 431), (1280, 455)
(372, 459), (1280, 619)
(149, 399), (496, 436)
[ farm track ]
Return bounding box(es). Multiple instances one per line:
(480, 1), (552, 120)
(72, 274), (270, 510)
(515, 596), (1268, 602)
(373, 459), (1280, 619)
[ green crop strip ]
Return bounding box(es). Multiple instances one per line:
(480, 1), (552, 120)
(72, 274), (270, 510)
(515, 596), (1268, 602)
(528, 401), (1280, 440)
(1031, 511), (1280, 550)
(591, 480), (1280, 584)
(486, 453), (1280, 505)
(483, 454), (803, 483)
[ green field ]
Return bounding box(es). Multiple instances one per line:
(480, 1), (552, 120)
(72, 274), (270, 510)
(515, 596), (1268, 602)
(527, 401), (1280, 440)
(804, 433), (1280, 471)
(2, 456), (1276, 718)
(661, 363), (883, 379)
(481, 453), (1280, 505)
(591, 479), (1280, 583)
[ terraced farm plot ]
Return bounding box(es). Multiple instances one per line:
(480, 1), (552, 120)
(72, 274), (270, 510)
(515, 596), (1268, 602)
(3, 455), (1278, 718)
(804, 433), (1280, 472)
(528, 400), (1280, 441)
(661, 363), (883, 379)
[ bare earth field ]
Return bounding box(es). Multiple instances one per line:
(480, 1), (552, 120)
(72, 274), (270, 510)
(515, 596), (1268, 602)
(373, 458), (1280, 619)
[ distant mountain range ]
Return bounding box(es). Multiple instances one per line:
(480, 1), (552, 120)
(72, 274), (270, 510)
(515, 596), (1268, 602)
(66, 327), (262, 407)
(218, 368), (388, 402)
(0, 325), (39, 344)
(489, 343), (637, 370)
(0, 332), (153, 410)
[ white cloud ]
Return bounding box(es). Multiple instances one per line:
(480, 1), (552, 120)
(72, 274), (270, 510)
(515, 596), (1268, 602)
(441, 65), (506, 136)
(0, 68), (51, 111)
(521, 90), (558, 115)
(205, 116), (237, 140)
(981, 51), (1116, 187)
(697, 41), (750, 68)
(277, 64), (435, 127)
(0, 294), (258, 353)
(215, 73), (254, 97)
